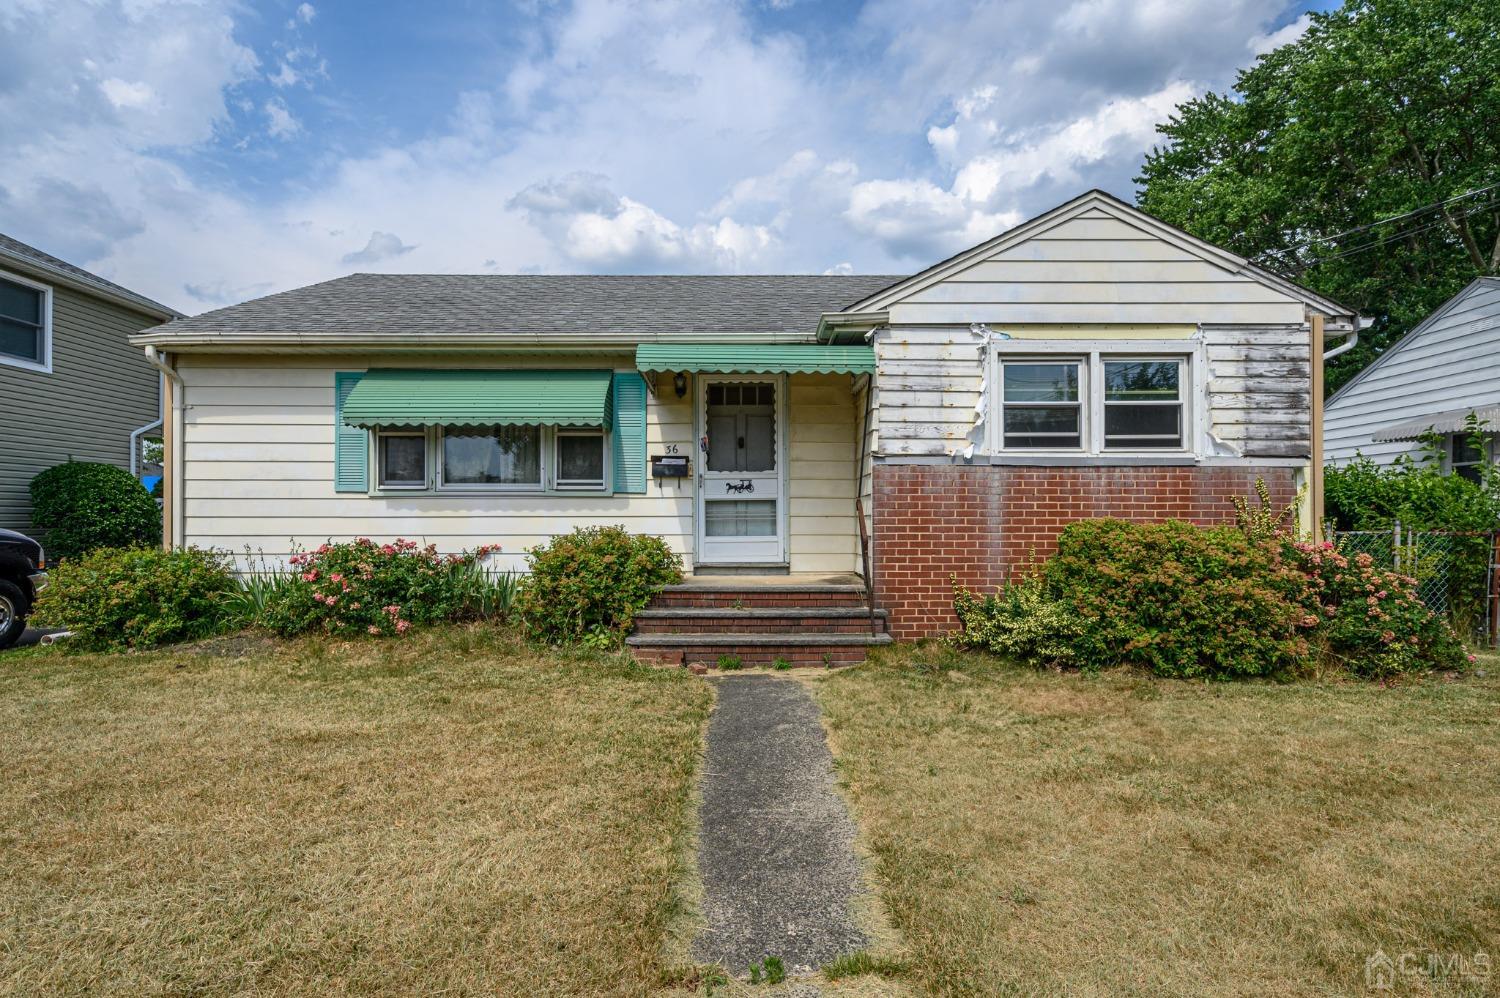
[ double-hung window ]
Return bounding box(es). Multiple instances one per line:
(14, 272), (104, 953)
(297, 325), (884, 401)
(0, 272), (50, 371)
(996, 348), (1192, 454)
(1001, 361), (1083, 449)
(1102, 359), (1186, 450)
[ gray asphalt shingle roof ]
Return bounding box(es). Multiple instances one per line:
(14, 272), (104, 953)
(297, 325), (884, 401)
(0, 232), (178, 318)
(144, 273), (903, 338)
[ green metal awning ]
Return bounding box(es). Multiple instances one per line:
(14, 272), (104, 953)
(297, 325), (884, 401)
(341, 369), (613, 428)
(635, 343), (875, 376)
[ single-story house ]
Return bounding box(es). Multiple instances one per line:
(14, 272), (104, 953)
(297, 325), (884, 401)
(1325, 277), (1500, 480)
(1, 232), (180, 534)
(133, 190), (1358, 644)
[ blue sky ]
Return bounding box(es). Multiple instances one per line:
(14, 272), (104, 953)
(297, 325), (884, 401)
(0, 0), (1333, 314)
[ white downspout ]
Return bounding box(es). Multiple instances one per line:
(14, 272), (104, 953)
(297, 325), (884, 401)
(1322, 316), (1370, 362)
(143, 346), (184, 549)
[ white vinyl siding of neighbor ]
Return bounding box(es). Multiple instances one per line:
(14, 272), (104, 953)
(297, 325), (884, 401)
(1325, 279), (1500, 467)
(177, 357), (859, 576)
(872, 208), (1316, 459)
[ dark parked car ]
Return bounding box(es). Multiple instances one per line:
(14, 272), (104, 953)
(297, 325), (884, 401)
(0, 528), (47, 649)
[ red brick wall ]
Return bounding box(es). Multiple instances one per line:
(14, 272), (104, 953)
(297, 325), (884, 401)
(871, 463), (1300, 639)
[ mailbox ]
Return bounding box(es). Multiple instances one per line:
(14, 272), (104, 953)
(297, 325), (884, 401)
(651, 455), (691, 479)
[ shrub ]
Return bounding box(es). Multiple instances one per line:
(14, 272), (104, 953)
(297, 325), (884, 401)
(952, 573), (1083, 668)
(1293, 541), (1469, 678)
(31, 546), (237, 650)
(952, 517), (1473, 681)
(517, 526), (681, 646)
(1041, 519), (1314, 678)
(30, 462), (161, 560)
(258, 539), (504, 637)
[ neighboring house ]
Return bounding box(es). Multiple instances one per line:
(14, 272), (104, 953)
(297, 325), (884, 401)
(132, 190), (1357, 640)
(0, 233), (180, 534)
(1325, 277), (1500, 480)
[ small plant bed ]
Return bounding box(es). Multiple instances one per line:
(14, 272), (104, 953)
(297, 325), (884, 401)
(815, 644), (1500, 994)
(0, 627), (711, 995)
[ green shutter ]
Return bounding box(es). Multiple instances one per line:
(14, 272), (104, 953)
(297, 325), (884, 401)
(334, 372), (368, 493)
(612, 372), (647, 494)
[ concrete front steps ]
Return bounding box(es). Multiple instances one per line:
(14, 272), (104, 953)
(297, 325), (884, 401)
(627, 576), (891, 668)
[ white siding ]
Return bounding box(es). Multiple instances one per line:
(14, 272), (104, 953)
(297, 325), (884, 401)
(885, 210), (1307, 328)
(1203, 325), (1312, 458)
(873, 326), (984, 457)
(178, 357), (859, 575)
(787, 374), (859, 573)
(180, 355), (691, 574)
(1325, 280), (1500, 466)
(870, 205), (1315, 461)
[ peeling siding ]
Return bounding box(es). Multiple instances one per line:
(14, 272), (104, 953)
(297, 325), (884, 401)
(1203, 325), (1312, 458)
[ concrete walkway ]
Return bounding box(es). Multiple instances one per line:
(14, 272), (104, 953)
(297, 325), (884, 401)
(691, 674), (868, 976)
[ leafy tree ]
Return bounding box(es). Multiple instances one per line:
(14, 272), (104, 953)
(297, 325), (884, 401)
(1136, 0), (1500, 392)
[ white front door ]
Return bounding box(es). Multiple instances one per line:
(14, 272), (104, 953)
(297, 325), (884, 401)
(696, 376), (785, 565)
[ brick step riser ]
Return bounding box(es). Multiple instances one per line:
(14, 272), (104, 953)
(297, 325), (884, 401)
(651, 593), (869, 610)
(633, 618), (884, 635)
(631, 645), (872, 668)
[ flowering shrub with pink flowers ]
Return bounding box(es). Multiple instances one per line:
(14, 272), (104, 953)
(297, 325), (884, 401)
(259, 538), (505, 637)
(1292, 542), (1469, 678)
(954, 518), (1472, 680)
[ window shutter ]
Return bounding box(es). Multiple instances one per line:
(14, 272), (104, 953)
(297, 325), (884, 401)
(334, 372), (368, 493)
(611, 372), (648, 494)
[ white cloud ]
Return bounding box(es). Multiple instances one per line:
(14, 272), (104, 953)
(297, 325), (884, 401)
(1250, 14), (1311, 56)
(511, 174), (777, 271)
(950, 81), (1199, 203)
(99, 78), (154, 109)
(0, 0), (1310, 312)
(264, 97), (300, 139)
(341, 231), (417, 265)
(845, 178), (1020, 261)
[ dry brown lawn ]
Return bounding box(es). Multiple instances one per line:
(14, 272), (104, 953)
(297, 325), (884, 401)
(0, 627), (711, 997)
(814, 645), (1500, 997)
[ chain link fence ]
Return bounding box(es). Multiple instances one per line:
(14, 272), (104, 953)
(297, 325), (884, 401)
(1330, 526), (1499, 645)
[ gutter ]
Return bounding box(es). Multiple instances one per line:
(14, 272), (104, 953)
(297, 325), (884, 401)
(1322, 315), (1370, 362)
(143, 346), (184, 549)
(0, 248), (179, 321)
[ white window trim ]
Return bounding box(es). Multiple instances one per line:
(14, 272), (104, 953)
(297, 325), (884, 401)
(0, 267), (54, 374)
(368, 424), (612, 496)
(997, 357), (1087, 452)
(375, 428), (429, 490)
(553, 428), (609, 490)
(990, 340), (1204, 457)
(1099, 355), (1189, 452)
